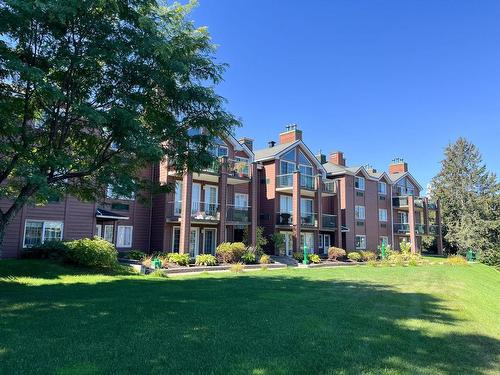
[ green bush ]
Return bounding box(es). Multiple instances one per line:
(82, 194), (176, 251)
(259, 254), (271, 264)
(195, 254), (217, 266)
(167, 253), (190, 266)
(480, 247), (500, 268)
(360, 250), (377, 262)
(124, 250), (146, 260)
(328, 247), (346, 261)
(216, 242), (246, 263)
(446, 255), (468, 265)
(149, 269), (167, 278)
(65, 237), (118, 268)
(23, 240), (68, 260)
(292, 252), (304, 262)
(347, 251), (361, 262)
(230, 262), (245, 273)
(308, 254), (321, 263)
(241, 251), (256, 264)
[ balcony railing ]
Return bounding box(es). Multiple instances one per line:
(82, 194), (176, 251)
(415, 223), (426, 234)
(394, 187), (416, 196)
(322, 214), (337, 229)
(393, 223), (410, 234)
(429, 224), (439, 235)
(301, 212), (317, 227)
(323, 180), (336, 194)
(393, 197), (409, 208)
(276, 174), (293, 188)
(226, 205), (251, 223)
(227, 159), (250, 178)
(173, 201), (220, 221)
(202, 160), (221, 174)
(276, 212), (293, 225)
(300, 175), (316, 190)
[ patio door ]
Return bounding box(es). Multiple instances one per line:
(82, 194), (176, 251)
(191, 183), (201, 214)
(204, 185), (218, 214)
(281, 231), (293, 256)
(189, 228), (199, 257)
(203, 228), (216, 255)
(300, 232), (314, 253)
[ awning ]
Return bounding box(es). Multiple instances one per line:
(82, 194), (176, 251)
(341, 225), (350, 232)
(95, 208), (129, 221)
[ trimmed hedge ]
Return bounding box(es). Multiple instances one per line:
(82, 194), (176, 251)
(65, 237), (118, 268)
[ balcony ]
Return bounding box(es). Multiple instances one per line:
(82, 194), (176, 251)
(428, 224), (439, 235)
(276, 174), (293, 189)
(227, 159), (251, 184)
(322, 214), (337, 229)
(170, 201), (220, 223)
(414, 198), (424, 209)
(394, 186), (416, 196)
(392, 196), (409, 208)
(226, 205), (251, 224)
(415, 223), (426, 235)
(276, 173), (316, 196)
(275, 212), (318, 227)
(322, 181), (336, 195)
(300, 175), (316, 190)
(393, 223), (410, 234)
(276, 212), (293, 226)
(301, 212), (317, 227)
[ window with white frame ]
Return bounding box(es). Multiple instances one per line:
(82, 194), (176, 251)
(380, 236), (389, 246)
(234, 193), (248, 208)
(104, 225), (114, 243)
(95, 225), (102, 238)
(379, 208), (388, 222)
(319, 234), (323, 249)
(280, 195), (293, 214)
(355, 235), (367, 250)
(355, 176), (365, 190)
(355, 205), (366, 220)
(378, 182), (387, 195)
(324, 234), (331, 249)
(23, 220), (63, 248)
(172, 227), (180, 252)
(116, 226), (133, 248)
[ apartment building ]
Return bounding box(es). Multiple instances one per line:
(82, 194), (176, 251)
(320, 152), (443, 254)
(149, 132), (258, 256)
(0, 125), (443, 259)
(254, 125), (341, 256)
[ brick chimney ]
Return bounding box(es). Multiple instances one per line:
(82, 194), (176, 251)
(389, 157), (408, 174)
(329, 151), (345, 166)
(279, 124), (302, 144)
(238, 137), (254, 151)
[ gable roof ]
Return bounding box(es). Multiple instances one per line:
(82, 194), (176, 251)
(225, 133), (254, 162)
(323, 163), (379, 181)
(254, 140), (327, 176)
(389, 172), (423, 191)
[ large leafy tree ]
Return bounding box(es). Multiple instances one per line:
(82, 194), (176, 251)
(0, 0), (239, 251)
(430, 138), (499, 256)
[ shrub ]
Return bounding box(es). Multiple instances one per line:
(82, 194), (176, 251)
(328, 247), (346, 261)
(24, 240), (68, 260)
(65, 237), (118, 268)
(167, 253), (190, 266)
(216, 242), (246, 263)
(271, 233), (286, 256)
(195, 254), (217, 266)
(125, 250), (146, 260)
(259, 254), (271, 264)
(149, 269), (167, 278)
(399, 240), (412, 255)
(480, 247), (500, 268)
(360, 251), (377, 262)
(308, 254), (321, 263)
(347, 252), (361, 262)
(241, 251), (256, 264)
(230, 262), (245, 273)
(292, 252), (304, 262)
(446, 255), (468, 265)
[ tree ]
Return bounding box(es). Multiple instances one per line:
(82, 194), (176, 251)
(0, 0), (239, 253)
(430, 138), (499, 256)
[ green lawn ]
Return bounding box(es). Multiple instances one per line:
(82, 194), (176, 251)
(0, 261), (499, 375)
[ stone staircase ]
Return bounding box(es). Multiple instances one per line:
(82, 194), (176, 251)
(271, 255), (299, 267)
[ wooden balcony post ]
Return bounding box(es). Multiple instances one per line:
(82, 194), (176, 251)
(179, 171), (193, 254)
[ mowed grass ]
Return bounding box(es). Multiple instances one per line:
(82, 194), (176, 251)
(0, 260), (499, 375)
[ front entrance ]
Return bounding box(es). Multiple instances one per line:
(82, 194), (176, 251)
(300, 232), (315, 253)
(281, 231), (293, 256)
(319, 234), (331, 255)
(189, 228), (199, 257)
(234, 228), (244, 242)
(203, 228), (216, 255)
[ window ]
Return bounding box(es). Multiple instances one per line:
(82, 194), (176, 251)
(96, 225), (102, 238)
(398, 211), (408, 223)
(172, 227), (180, 252)
(282, 149), (296, 162)
(324, 234), (331, 248)
(379, 209), (388, 222)
(380, 236), (389, 246)
(204, 185), (218, 213)
(280, 195), (293, 214)
(319, 234), (323, 249)
(355, 235), (367, 250)
(116, 226), (133, 248)
(355, 205), (366, 220)
(378, 182), (387, 195)
(104, 225), (114, 243)
(300, 198), (313, 215)
(234, 193), (248, 208)
(280, 160), (295, 175)
(355, 176), (365, 190)
(217, 145), (228, 157)
(298, 150), (312, 165)
(174, 181), (182, 215)
(23, 220), (63, 248)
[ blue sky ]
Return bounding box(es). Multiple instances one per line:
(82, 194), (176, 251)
(190, 0), (500, 188)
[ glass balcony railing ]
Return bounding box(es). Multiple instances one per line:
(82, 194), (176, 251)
(226, 205), (251, 223)
(415, 223), (426, 234)
(322, 214), (337, 229)
(393, 197), (409, 208)
(202, 160), (221, 174)
(228, 159), (250, 178)
(300, 175), (316, 190)
(428, 225), (439, 235)
(276, 212), (293, 225)
(394, 187), (416, 196)
(393, 223), (410, 234)
(323, 181), (336, 194)
(276, 174), (293, 188)
(301, 212), (317, 227)
(173, 201), (220, 221)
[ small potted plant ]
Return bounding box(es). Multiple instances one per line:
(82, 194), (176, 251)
(234, 162), (248, 178)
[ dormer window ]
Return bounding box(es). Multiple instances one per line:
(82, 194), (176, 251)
(355, 176), (365, 190)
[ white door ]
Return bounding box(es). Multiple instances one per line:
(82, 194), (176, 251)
(191, 183), (201, 214)
(189, 228), (199, 257)
(203, 228), (216, 255)
(204, 185), (218, 215)
(300, 233), (314, 253)
(282, 231), (293, 256)
(323, 234), (331, 255)
(174, 181), (182, 215)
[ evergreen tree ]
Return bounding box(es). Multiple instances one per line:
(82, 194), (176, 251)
(430, 138), (499, 256)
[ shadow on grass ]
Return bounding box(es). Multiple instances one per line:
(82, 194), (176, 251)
(0, 264), (499, 374)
